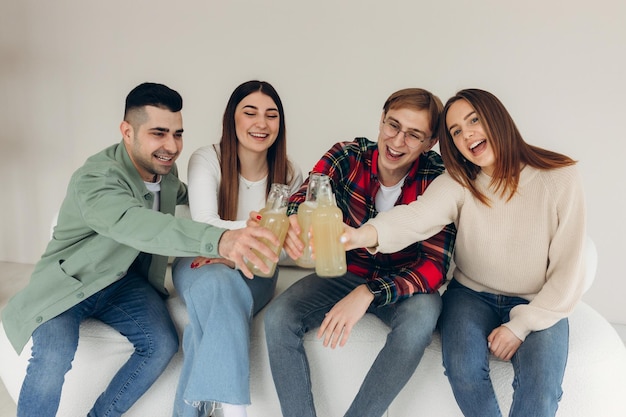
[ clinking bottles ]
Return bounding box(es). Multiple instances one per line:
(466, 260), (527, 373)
(245, 183), (290, 278)
(311, 175), (347, 277)
(295, 173), (323, 269)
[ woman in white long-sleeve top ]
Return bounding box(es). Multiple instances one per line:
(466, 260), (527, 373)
(342, 88), (586, 417)
(172, 80), (302, 417)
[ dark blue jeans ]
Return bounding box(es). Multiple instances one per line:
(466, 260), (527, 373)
(17, 269), (179, 417)
(440, 279), (568, 417)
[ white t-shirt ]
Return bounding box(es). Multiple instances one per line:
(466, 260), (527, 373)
(375, 174), (407, 213)
(144, 177), (162, 211)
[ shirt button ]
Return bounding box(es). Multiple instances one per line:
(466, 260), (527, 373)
(76, 292), (84, 299)
(205, 243), (214, 252)
(144, 194), (152, 200)
(35, 316), (43, 323)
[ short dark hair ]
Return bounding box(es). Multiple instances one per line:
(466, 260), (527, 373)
(124, 82), (183, 120)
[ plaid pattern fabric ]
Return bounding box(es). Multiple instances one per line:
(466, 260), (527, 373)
(288, 138), (456, 305)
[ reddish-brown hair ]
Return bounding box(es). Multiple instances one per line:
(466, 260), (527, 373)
(440, 89), (576, 205)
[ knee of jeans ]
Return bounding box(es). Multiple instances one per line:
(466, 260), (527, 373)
(263, 301), (281, 334)
(442, 352), (490, 385)
(263, 299), (294, 337)
(147, 327), (179, 364)
(391, 322), (435, 348)
(30, 345), (75, 377)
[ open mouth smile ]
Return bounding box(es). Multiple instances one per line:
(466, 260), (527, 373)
(155, 154), (174, 163)
(249, 132), (269, 139)
(386, 146), (405, 160)
(469, 139), (487, 155)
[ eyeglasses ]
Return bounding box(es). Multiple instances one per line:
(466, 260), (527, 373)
(381, 119), (431, 148)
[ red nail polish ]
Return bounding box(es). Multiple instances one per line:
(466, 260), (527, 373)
(256, 215), (262, 220)
(190, 263), (197, 269)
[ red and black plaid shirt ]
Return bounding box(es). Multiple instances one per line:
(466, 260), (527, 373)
(287, 138), (456, 306)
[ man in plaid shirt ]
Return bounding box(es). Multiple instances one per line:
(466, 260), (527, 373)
(264, 88), (456, 417)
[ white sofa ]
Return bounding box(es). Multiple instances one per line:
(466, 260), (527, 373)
(1, 238), (626, 417)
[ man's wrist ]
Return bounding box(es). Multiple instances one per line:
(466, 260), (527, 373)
(365, 279), (384, 305)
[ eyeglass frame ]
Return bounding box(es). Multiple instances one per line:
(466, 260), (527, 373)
(381, 118), (432, 148)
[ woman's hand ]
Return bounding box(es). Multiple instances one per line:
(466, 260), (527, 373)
(246, 210), (263, 227)
(340, 224), (379, 251)
(190, 256), (235, 269)
(488, 326), (522, 360)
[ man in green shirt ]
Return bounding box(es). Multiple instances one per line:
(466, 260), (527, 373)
(1, 82), (279, 417)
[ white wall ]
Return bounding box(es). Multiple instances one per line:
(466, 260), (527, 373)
(2, 0), (625, 324)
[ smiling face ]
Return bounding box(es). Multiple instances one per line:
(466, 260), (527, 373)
(121, 105), (183, 182)
(446, 99), (496, 176)
(376, 107), (437, 186)
(234, 91), (280, 155)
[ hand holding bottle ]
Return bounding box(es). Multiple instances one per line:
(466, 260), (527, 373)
(244, 183), (291, 278)
(339, 223), (379, 252)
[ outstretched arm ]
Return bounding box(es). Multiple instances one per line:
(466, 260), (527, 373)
(218, 225), (279, 279)
(340, 223), (379, 252)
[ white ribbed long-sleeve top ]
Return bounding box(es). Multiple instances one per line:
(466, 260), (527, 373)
(186, 144), (302, 230)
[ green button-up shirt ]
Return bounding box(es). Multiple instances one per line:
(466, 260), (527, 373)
(2, 141), (225, 353)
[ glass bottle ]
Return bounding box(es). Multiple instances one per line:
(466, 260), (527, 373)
(311, 176), (347, 277)
(245, 183), (290, 278)
(295, 173), (324, 269)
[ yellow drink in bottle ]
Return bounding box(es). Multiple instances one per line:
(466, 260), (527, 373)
(295, 201), (317, 268)
(311, 177), (346, 277)
(245, 183), (290, 278)
(246, 208), (289, 277)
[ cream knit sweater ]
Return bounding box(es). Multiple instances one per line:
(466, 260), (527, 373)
(368, 165), (586, 341)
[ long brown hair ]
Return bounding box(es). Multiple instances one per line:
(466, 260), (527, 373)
(440, 89), (576, 205)
(218, 80), (294, 220)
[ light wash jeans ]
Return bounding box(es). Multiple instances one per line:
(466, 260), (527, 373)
(17, 267), (179, 417)
(264, 271), (442, 417)
(172, 257), (278, 417)
(439, 279), (568, 417)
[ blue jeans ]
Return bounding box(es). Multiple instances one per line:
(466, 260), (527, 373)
(17, 268), (179, 417)
(264, 272), (442, 417)
(172, 257), (278, 417)
(439, 279), (568, 417)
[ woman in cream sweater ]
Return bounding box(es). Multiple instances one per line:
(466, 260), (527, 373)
(342, 88), (586, 417)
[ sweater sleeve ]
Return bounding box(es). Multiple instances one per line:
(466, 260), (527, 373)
(367, 174), (463, 253)
(367, 222), (456, 305)
(504, 167), (587, 340)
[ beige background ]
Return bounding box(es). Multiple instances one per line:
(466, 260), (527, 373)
(1, 0), (625, 328)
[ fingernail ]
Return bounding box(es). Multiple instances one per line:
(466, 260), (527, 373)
(190, 263), (197, 269)
(256, 215), (262, 220)
(205, 259), (211, 263)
